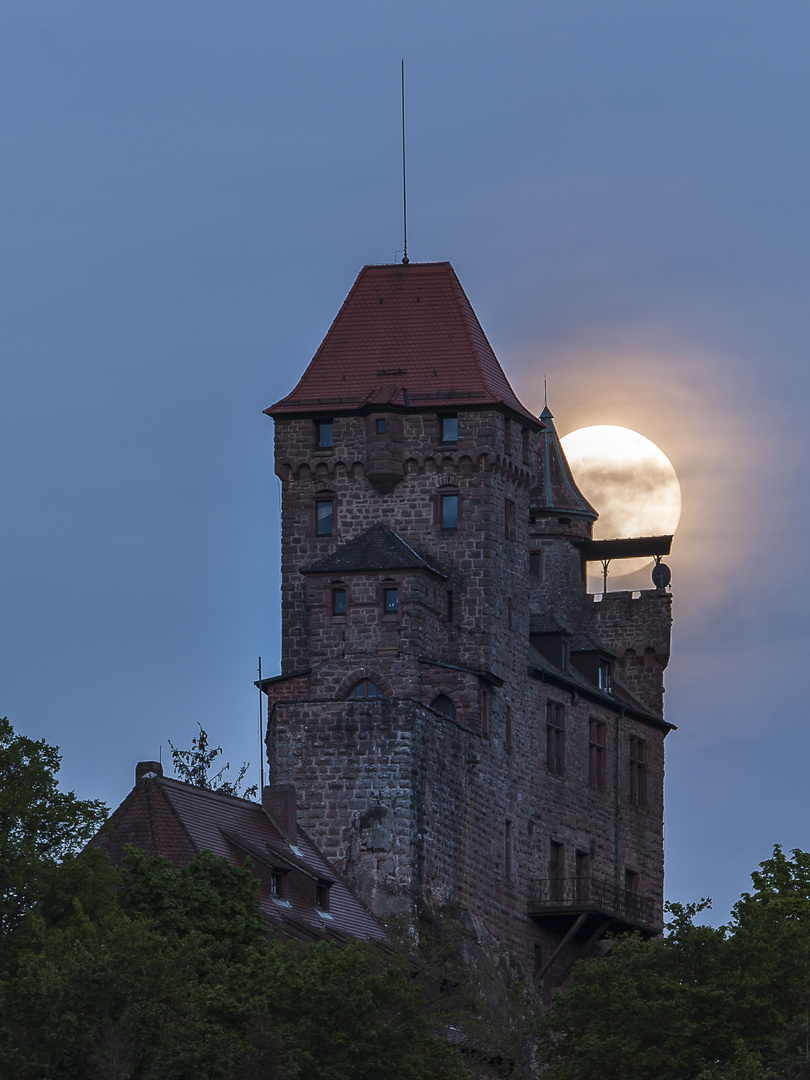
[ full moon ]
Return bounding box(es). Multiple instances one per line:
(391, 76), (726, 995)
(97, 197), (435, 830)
(560, 426), (682, 578)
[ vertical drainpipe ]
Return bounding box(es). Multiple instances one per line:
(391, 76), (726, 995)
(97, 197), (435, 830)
(615, 708), (624, 896)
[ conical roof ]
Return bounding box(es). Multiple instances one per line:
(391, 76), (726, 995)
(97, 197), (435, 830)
(266, 262), (540, 425)
(533, 404), (597, 521)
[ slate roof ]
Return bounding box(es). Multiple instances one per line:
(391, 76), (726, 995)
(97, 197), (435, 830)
(94, 770), (385, 944)
(570, 630), (616, 656)
(302, 522), (446, 578)
(266, 262), (540, 425)
(529, 613), (573, 636)
(532, 404), (597, 520)
(527, 645), (674, 731)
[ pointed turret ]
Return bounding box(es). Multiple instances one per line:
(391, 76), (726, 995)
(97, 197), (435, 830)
(532, 404), (597, 522)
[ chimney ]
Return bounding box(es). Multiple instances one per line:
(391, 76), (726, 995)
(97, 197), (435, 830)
(262, 783), (297, 844)
(136, 760), (164, 784)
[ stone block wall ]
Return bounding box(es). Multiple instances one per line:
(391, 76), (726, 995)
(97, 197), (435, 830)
(584, 590), (672, 715)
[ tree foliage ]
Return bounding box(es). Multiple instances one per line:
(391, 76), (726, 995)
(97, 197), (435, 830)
(0, 720), (466, 1079)
(0, 715), (107, 934)
(168, 723), (258, 799)
(539, 848), (810, 1080)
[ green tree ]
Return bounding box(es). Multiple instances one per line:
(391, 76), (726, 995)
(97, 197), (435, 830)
(168, 723), (258, 799)
(0, 842), (467, 1080)
(539, 849), (810, 1080)
(0, 716), (107, 934)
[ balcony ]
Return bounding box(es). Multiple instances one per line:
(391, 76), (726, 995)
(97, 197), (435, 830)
(528, 876), (656, 935)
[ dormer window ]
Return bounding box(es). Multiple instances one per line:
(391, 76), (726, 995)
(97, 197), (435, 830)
(315, 881), (331, 911)
(316, 419), (333, 449)
(270, 870), (286, 899)
(598, 659), (613, 693)
(440, 415), (458, 443)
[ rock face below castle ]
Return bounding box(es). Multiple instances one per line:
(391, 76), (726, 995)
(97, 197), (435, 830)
(262, 261), (674, 994)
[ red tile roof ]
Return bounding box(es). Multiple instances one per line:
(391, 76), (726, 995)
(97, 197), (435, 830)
(95, 772), (385, 945)
(266, 262), (540, 425)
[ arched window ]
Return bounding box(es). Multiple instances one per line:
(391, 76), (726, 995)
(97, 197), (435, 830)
(432, 694), (456, 720)
(349, 679), (384, 700)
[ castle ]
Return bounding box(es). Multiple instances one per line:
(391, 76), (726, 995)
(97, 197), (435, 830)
(260, 260), (674, 992)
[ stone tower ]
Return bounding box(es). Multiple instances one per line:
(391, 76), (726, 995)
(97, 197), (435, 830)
(261, 261), (674, 991)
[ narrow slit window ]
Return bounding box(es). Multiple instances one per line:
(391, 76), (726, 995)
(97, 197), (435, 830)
(589, 719), (606, 792)
(629, 737), (647, 808)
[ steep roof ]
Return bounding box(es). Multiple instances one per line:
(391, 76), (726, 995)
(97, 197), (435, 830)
(532, 404), (597, 520)
(266, 262), (540, 425)
(95, 771), (385, 944)
(302, 522), (446, 577)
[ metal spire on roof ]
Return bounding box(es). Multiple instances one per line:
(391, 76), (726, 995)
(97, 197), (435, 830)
(401, 59), (409, 265)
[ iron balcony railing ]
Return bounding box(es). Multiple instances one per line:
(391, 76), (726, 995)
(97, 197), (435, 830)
(530, 876), (654, 927)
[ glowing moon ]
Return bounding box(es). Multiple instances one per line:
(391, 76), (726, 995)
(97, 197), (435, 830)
(560, 426), (682, 578)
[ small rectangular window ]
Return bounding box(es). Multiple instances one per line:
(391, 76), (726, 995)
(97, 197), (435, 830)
(440, 415), (458, 443)
(441, 494), (459, 529)
(316, 500), (334, 536)
(332, 589), (347, 616)
(383, 587), (399, 614)
(547, 702), (564, 777)
(589, 720), (606, 792)
(316, 420), (333, 449)
(529, 551), (542, 578)
(315, 881), (330, 911)
(376, 418), (386, 434)
(270, 871), (285, 899)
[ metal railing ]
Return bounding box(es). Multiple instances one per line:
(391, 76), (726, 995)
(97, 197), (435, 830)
(530, 876), (654, 927)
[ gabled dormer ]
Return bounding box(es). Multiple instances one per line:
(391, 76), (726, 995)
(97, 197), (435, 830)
(569, 631), (617, 694)
(529, 613), (573, 673)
